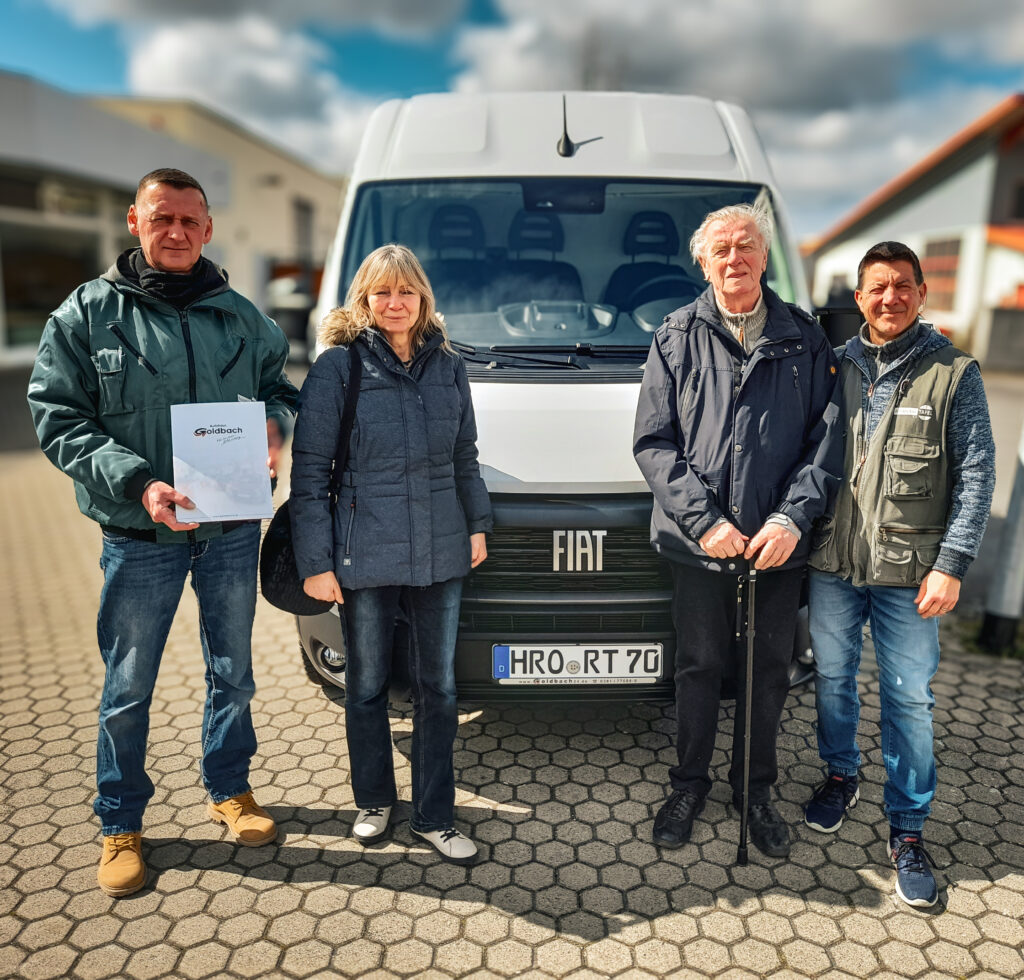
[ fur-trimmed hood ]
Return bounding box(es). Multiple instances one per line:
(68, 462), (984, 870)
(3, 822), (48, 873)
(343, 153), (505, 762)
(318, 306), (450, 351)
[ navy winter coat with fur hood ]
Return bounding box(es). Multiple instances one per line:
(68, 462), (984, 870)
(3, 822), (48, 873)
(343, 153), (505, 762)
(289, 328), (493, 589)
(633, 286), (842, 572)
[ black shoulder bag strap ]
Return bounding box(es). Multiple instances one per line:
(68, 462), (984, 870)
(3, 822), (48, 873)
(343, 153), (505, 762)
(258, 342), (364, 616)
(329, 344), (363, 502)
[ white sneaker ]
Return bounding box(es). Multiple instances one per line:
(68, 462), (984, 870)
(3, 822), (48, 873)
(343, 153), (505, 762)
(352, 806), (391, 843)
(412, 826), (478, 865)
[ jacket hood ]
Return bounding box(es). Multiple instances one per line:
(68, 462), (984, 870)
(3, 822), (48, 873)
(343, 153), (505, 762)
(102, 247), (231, 304)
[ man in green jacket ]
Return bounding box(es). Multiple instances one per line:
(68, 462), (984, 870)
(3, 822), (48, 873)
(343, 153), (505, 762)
(27, 168), (298, 897)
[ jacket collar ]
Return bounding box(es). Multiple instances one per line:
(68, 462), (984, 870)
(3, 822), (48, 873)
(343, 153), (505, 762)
(361, 326), (445, 370)
(690, 284), (802, 345)
(845, 319), (950, 380)
(102, 254), (236, 313)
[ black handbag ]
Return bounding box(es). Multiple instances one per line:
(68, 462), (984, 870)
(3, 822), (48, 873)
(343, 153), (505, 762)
(259, 346), (362, 616)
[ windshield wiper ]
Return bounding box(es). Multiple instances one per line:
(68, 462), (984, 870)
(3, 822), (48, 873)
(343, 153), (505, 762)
(451, 340), (583, 369)
(491, 343), (650, 358)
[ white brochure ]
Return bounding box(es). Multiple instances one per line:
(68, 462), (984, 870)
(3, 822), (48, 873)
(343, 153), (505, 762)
(170, 401), (273, 522)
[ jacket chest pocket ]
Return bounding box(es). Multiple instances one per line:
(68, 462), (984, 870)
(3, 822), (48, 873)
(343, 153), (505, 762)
(884, 434), (940, 499)
(215, 335), (259, 402)
(91, 343), (158, 415)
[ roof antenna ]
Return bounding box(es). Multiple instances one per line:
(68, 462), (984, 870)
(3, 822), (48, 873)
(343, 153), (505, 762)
(557, 94), (576, 158)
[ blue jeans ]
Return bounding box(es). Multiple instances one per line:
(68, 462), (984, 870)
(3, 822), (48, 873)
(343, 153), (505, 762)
(341, 578), (462, 833)
(808, 570), (940, 833)
(95, 523), (261, 834)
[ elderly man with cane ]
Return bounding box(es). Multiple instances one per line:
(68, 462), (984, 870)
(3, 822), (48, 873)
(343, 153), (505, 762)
(634, 203), (841, 857)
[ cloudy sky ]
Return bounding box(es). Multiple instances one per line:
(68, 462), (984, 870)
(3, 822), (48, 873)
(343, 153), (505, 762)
(2, 0), (1022, 238)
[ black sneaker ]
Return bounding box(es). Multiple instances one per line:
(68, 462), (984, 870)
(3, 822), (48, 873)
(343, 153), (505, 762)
(804, 774), (859, 833)
(747, 802), (791, 858)
(890, 833), (938, 908)
(652, 788), (705, 848)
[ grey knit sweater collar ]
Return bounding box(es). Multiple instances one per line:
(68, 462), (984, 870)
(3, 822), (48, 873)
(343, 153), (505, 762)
(716, 292), (767, 354)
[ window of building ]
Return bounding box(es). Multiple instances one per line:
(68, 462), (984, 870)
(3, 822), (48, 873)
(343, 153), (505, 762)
(1014, 182), (1024, 220)
(921, 238), (960, 311)
(1, 225), (99, 349)
(0, 174), (42, 210)
(293, 198), (314, 261)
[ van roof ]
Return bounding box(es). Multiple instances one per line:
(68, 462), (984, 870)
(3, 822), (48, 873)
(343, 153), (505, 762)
(353, 91), (777, 185)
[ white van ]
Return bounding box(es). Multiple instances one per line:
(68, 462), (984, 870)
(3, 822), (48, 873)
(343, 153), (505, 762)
(297, 91), (813, 700)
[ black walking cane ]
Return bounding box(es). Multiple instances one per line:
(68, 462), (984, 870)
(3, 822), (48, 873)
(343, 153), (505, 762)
(736, 567), (757, 866)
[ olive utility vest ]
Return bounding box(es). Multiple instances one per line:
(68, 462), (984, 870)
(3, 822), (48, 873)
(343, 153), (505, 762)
(810, 344), (974, 587)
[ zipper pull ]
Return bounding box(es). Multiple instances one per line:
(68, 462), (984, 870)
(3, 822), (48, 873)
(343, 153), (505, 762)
(867, 382), (874, 398)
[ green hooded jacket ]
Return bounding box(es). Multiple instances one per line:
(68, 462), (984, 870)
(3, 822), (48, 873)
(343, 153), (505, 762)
(27, 256), (298, 542)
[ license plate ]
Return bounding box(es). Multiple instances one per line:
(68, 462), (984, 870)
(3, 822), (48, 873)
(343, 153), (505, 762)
(492, 644), (663, 685)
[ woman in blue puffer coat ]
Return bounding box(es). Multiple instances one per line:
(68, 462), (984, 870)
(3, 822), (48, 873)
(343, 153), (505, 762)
(289, 244), (492, 864)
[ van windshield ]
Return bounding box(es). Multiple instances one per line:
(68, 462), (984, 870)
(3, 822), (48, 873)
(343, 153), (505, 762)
(341, 179), (797, 358)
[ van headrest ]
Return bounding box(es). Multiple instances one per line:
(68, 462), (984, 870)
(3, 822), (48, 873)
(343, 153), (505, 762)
(623, 211), (679, 257)
(508, 211), (565, 255)
(429, 205), (485, 253)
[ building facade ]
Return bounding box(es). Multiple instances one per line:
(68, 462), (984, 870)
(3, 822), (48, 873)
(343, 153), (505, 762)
(0, 71), (344, 364)
(804, 94), (1024, 366)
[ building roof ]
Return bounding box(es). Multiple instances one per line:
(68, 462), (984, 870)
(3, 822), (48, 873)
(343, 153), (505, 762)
(987, 224), (1024, 253)
(803, 92), (1024, 257)
(92, 95), (343, 181)
(0, 69), (225, 202)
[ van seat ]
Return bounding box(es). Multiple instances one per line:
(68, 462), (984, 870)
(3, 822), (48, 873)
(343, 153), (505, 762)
(423, 204), (493, 313)
(491, 211), (584, 307)
(602, 211), (701, 312)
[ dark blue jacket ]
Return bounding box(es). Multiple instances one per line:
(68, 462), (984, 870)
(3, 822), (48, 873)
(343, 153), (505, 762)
(633, 286), (841, 572)
(289, 328), (493, 589)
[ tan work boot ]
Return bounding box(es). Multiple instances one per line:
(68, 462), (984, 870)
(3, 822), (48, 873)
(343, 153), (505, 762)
(97, 832), (145, 897)
(208, 791), (277, 846)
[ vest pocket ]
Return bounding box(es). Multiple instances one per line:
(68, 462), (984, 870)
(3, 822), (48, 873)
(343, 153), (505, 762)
(883, 435), (939, 499)
(873, 525), (944, 585)
(811, 515), (835, 551)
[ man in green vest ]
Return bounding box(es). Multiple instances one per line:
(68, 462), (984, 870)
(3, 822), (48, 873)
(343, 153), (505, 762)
(803, 241), (995, 908)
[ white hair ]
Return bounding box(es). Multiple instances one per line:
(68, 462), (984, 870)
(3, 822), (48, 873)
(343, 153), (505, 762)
(689, 202), (774, 264)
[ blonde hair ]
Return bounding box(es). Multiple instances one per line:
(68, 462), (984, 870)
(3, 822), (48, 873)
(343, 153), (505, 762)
(319, 244), (451, 351)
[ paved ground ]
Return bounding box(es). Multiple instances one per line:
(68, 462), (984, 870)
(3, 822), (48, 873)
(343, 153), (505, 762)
(2, 443), (1024, 980)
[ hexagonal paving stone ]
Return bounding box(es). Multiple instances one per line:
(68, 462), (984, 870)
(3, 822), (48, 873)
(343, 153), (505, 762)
(780, 938), (832, 977)
(4, 459), (1024, 980)
(634, 937), (683, 973)
(434, 938), (484, 975)
(383, 938), (434, 976)
(175, 941), (231, 980)
(485, 938), (534, 977)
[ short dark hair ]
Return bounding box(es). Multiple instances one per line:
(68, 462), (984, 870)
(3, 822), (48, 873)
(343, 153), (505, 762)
(856, 241), (923, 290)
(136, 168), (208, 209)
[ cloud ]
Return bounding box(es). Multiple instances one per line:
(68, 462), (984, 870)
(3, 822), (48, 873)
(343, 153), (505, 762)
(455, 0), (1024, 110)
(756, 86), (1012, 235)
(37, 0), (1024, 235)
(126, 16), (377, 172)
(43, 0), (465, 35)
(452, 0), (1024, 234)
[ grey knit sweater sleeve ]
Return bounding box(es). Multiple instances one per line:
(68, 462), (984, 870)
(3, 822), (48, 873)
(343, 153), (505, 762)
(933, 362), (995, 580)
